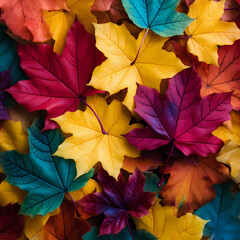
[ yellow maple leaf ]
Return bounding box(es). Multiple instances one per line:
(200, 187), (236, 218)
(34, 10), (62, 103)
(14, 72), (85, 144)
(185, 0), (240, 65)
(44, 0), (96, 54)
(53, 95), (142, 179)
(133, 199), (207, 240)
(88, 23), (187, 112)
(213, 110), (240, 182)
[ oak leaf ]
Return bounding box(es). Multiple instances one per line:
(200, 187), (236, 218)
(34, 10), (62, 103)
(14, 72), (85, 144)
(89, 22), (187, 112)
(133, 198), (207, 240)
(0, 0), (67, 42)
(53, 95), (142, 179)
(185, 0), (240, 65)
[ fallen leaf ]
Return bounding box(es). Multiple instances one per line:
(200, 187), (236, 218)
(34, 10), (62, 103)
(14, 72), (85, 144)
(213, 110), (240, 183)
(198, 39), (240, 110)
(78, 168), (156, 235)
(44, 0), (96, 54)
(195, 182), (240, 240)
(160, 154), (230, 214)
(53, 94), (142, 179)
(125, 67), (232, 157)
(122, 0), (193, 36)
(89, 22), (187, 112)
(133, 198), (207, 239)
(221, 0), (240, 22)
(185, 0), (240, 65)
(0, 203), (24, 240)
(6, 19), (104, 131)
(0, 0), (67, 42)
(0, 118), (93, 217)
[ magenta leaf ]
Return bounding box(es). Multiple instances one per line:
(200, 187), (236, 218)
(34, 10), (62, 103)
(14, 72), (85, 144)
(0, 69), (11, 120)
(125, 67), (232, 157)
(77, 168), (156, 235)
(6, 19), (105, 130)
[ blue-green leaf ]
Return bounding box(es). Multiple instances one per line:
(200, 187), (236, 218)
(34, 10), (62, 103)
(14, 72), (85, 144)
(0, 26), (27, 85)
(0, 118), (93, 217)
(195, 182), (240, 240)
(122, 0), (193, 37)
(82, 226), (157, 240)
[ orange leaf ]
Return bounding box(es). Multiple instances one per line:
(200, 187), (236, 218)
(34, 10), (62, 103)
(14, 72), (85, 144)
(160, 154), (229, 215)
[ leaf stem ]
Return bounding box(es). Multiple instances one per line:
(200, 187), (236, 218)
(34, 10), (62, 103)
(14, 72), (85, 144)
(130, 28), (149, 66)
(79, 97), (107, 134)
(127, 221), (135, 240)
(224, 6), (240, 10)
(174, 35), (191, 40)
(66, 191), (81, 217)
(210, 234), (215, 240)
(158, 144), (175, 187)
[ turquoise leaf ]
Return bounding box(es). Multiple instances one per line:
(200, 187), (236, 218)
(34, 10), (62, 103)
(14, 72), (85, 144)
(195, 182), (240, 240)
(0, 118), (94, 217)
(82, 226), (157, 240)
(122, 0), (193, 37)
(0, 26), (27, 85)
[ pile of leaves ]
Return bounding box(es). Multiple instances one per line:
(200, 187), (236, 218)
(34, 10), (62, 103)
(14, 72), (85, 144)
(0, 0), (240, 239)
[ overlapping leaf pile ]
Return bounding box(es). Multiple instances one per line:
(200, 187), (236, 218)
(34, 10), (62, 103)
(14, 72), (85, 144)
(0, 0), (240, 239)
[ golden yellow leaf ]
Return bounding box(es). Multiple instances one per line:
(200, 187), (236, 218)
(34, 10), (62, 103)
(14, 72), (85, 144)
(53, 95), (142, 179)
(185, 0), (240, 65)
(88, 23), (187, 112)
(213, 110), (240, 182)
(133, 199), (207, 240)
(44, 0), (96, 54)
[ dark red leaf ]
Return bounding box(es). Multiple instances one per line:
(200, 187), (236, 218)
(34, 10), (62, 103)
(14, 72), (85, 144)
(6, 19), (105, 130)
(125, 67), (232, 157)
(77, 168), (155, 235)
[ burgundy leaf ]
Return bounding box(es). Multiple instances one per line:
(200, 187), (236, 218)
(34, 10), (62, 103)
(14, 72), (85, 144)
(6, 19), (105, 130)
(77, 168), (155, 235)
(0, 203), (24, 240)
(125, 67), (232, 157)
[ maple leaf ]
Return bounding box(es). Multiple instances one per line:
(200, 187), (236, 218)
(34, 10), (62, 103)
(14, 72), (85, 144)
(0, 26), (27, 85)
(198, 39), (240, 110)
(160, 153), (230, 215)
(43, 199), (91, 240)
(221, 0), (240, 22)
(0, 118), (94, 217)
(89, 22), (187, 112)
(6, 19), (104, 131)
(0, 70), (11, 120)
(185, 0), (240, 65)
(78, 168), (156, 235)
(44, 0), (96, 54)
(53, 94), (142, 179)
(133, 198), (207, 239)
(83, 226), (157, 240)
(0, 0), (67, 42)
(195, 182), (240, 240)
(121, 0), (193, 37)
(0, 203), (24, 240)
(213, 110), (240, 183)
(125, 67), (232, 157)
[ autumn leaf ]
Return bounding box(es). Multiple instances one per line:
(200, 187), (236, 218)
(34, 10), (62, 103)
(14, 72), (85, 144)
(198, 39), (240, 110)
(89, 22), (187, 112)
(6, 19), (104, 131)
(122, 0), (193, 36)
(43, 199), (91, 240)
(133, 198), (207, 239)
(160, 153), (230, 215)
(0, 203), (24, 240)
(53, 94), (142, 179)
(44, 0), (96, 54)
(0, 0), (67, 42)
(185, 0), (240, 65)
(0, 118), (93, 217)
(195, 182), (240, 240)
(125, 67), (232, 157)
(91, 0), (129, 24)
(78, 168), (156, 235)
(213, 110), (240, 183)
